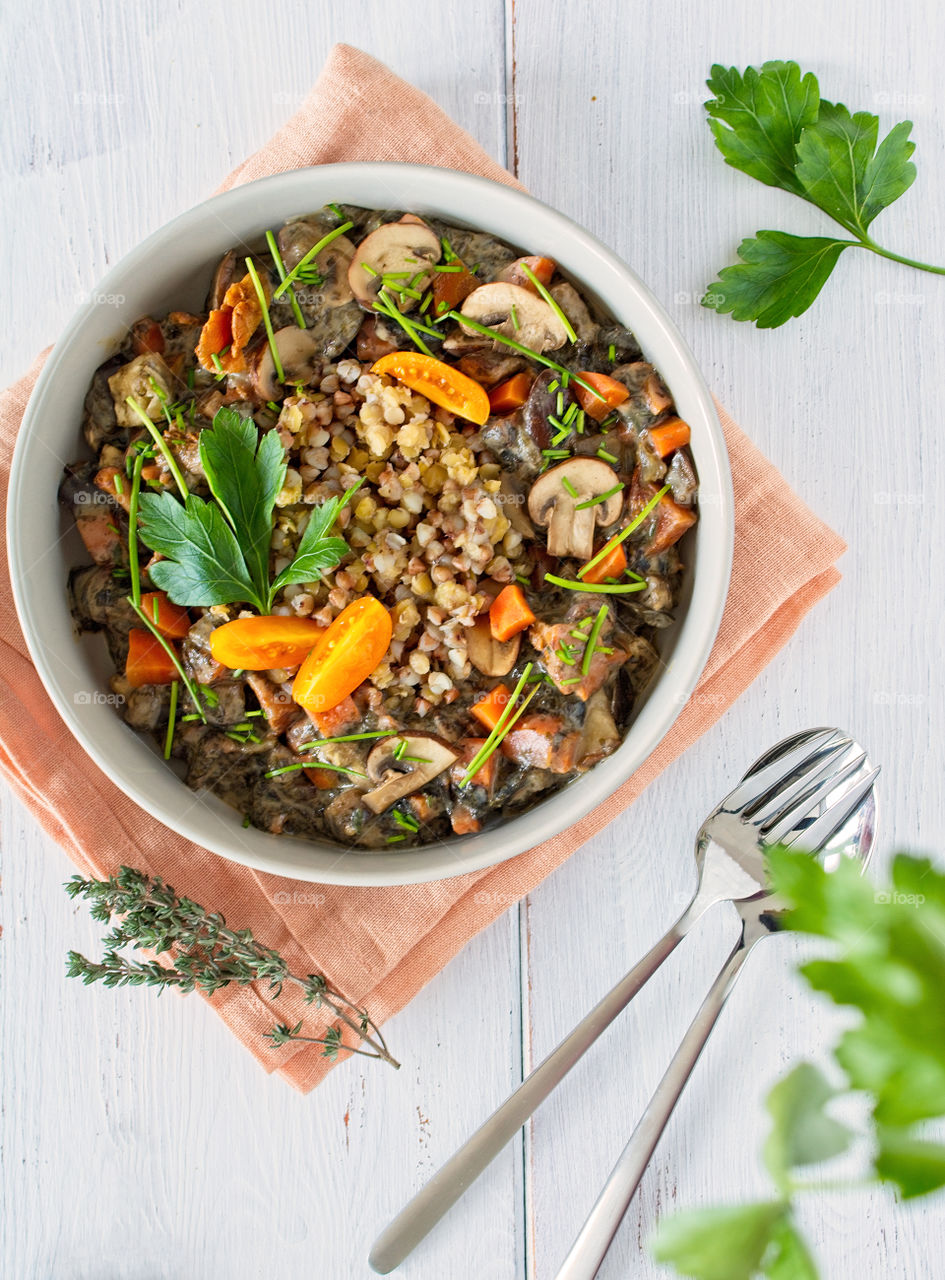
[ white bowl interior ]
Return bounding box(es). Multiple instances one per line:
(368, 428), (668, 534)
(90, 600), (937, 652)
(8, 163), (733, 885)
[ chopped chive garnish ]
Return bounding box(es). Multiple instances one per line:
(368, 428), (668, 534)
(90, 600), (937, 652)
(299, 730), (392, 749)
(554, 644), (577, 666)
(266, 400), (281, 414)
(519, 263), (577, 342)
(545, 573), (647, 594)
(509, 303), (520, 332)
(608, 343), (616, 362)
(374, 288), (437, 357)
(400, 754), (431, 764)
(577, 485), (669, 579)
(515, 573), (531, 586)
(113, 472), (123, 496)
(125, 398), (189, 500)
(575, 409), (586, 434)
(548, 379), (559, 393)
(163, 681), (179, 759)
(264, 761), (366, 779)
(242, 814), (252, 828)
(129, 599), (207, 719)
(151, 596), (160, 622)
(245, 257), (285, 385)
(560, 675), (584, 685)
(561, 476), (578, 499)
(394, 810), (420, 833)
(265, 229), (306, 330)
(186, 367), (195, 389)
(393, 738), (407, 760)
(211, 352), (225, 379)
(387, 834), (407, 844)
(563, 400), (578, 425)
(574, 482), (624, 510)
(556, 391), (565, 415)
(126, 450), (145, 607)
(181, 713), (201, 722)
(581, 605), (609, 676)
(420, 292), (433, 313)
(440, 236), (457, 262)
(327, 202), (343, 219)
(541, 448), (571, 459)
(444, 312), (605, 402)
(274, 221), (354, 298)
(596, 447), (619, 463)
(434, 262), (463, 273)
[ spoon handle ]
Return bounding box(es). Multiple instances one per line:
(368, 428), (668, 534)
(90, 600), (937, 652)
(552, 930), (751, 1280)
(368, 911), (695, 1275)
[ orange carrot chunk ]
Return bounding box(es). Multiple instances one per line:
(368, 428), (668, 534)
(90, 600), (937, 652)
(647, 417), (691, 458)
(488, 371), (534, 415)
(574, 371), (630, 422)
(646, 493), (698, 555)
(580, 541), (628, 585)
(502, 255), (557, 291)
(470, 684), (512, 733)
(125, 629), (178, 688)
(489, 584), (536, 643)
(139, 591), (192, 640)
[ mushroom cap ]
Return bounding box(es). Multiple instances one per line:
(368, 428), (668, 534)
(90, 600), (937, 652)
(278, 220), (356, 308)
(528, 458), (624, 560)
(362, 734), (458, 814)
(347, 219), (441, 311)
(459, 282), (569, 353)
(207, 249), (238, 312)
(250, 327), (322, 401)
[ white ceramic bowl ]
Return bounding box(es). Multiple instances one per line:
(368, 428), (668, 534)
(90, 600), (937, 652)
(8, 163), (733, 886)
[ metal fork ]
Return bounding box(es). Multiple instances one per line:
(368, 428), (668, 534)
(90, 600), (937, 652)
(553, 731), (878, 1278)
(369, 729), (878, 1274)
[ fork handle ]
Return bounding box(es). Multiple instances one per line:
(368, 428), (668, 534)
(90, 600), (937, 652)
(368, 911), (695, 1275)
(553, 930), (750, 1280)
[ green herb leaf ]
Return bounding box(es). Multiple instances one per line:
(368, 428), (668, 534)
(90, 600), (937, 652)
(651, 1201), (787, 1280)
(138, 492), (261, 609)
(703, 232), (851, 328)
(763, 1063), (853, 1192)
(269, 483), (359, 599)
(874, 1127), (945, 1199)
(705, 61), (820, 195)
(198, 408), (286, 604)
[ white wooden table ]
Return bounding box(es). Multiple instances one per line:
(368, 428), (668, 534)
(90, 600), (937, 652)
(3, 3), (943, 1276)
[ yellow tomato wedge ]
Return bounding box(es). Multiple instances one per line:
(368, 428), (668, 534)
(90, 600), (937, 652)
(209, 616), (325, 671)
(371, 352), (491, 425)
(292, 596), (393, 715)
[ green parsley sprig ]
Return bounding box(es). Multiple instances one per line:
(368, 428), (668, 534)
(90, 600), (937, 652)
(653, 846), (945, 1278)
(702, 61), (944, 327)
(136, 407), (354, 615)
(65, 866), (398, 1068)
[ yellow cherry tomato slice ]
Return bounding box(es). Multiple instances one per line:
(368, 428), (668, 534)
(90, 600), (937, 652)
(292, 596), (393, 715)
(371, 352), (491, 425)
(209, 616), (325, 671)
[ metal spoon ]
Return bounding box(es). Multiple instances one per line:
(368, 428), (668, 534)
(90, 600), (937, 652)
(553, 729), (878, 1279)
(369, 729), (877, 1275)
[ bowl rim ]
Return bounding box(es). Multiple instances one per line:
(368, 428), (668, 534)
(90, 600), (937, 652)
(7, 161), (734, 886)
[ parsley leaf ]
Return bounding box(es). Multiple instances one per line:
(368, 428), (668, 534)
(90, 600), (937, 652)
(702, 62), (943, 327)
(651, 1202), (788, 1280)
(705, 61), (819, 196)
(139, 492), (262, 610)
(270, 494), (350, 595)
(763, 1063), (852, 1193)
(704, 232), (850, 328)
(794, 102), (917, 237)
(198, 407), (286, 605)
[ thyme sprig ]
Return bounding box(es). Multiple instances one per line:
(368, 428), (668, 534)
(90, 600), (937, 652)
(65, 867), (398, 1069)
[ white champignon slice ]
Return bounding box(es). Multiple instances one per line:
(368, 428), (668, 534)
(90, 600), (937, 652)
(465, 615), (521, 677)
(459, 282), (569, 353)
(251, 327), (322, 401)
(527, 458), (624, 561)
(361, 735), (458, 814)
(347, 219), (442, 312)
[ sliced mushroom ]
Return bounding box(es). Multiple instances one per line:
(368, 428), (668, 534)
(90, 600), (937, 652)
(576, 689), (620, 770)
(249, 327), (322, 401)
(527, 458), (624, 560)
(277, 220), (356, 308)
(550, 281), (599, 345)
(207, 249), (238, 311)
(459, 282), (568, 353)
(107, 352), (174, 427)
(348, 218), (441, 311)
(362, 735), (458, 814)
(466, 615), (521, 676)
(498, 473), (535, 538)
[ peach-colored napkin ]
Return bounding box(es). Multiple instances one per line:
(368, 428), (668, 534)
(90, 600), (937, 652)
(0, 45), (845, 1091)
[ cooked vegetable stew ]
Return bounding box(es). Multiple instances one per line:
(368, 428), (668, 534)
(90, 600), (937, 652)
(61, 205), (699, 849)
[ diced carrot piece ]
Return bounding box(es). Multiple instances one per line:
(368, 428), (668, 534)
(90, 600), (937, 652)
(125, 629), (178, 687)
(581, 541), (628, 585)
(450, 804), (482, 835)
(409, 793), (438, 824)
(471, 684), (512, 732)
(310, 694), (360, 738)
(306, 765), (338, 790)
(432, 260), (479, 313)
(574, 372), (630, 422)
(646, 493), (697, 554)
(501, 256), (557, 292)
(93, 466), (130, 513)
(647, 417), (691, 457)
(488, 371), (534, 415)
(489, 584), (536, 643)
(245, 673), (297, 735)
(139, 591), (191, 640)
(451, 738), (499, 792)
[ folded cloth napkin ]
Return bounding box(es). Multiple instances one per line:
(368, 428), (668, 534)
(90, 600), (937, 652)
(0, 45), (846, 1092)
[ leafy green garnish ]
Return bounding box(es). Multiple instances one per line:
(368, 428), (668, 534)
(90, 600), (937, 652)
(653, 848), (945, 1278)
(137, 407), (350, 614)
(702, 61), (944, 327)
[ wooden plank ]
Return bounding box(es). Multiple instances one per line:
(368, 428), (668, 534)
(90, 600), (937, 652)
(509, 0), (944, 1274)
